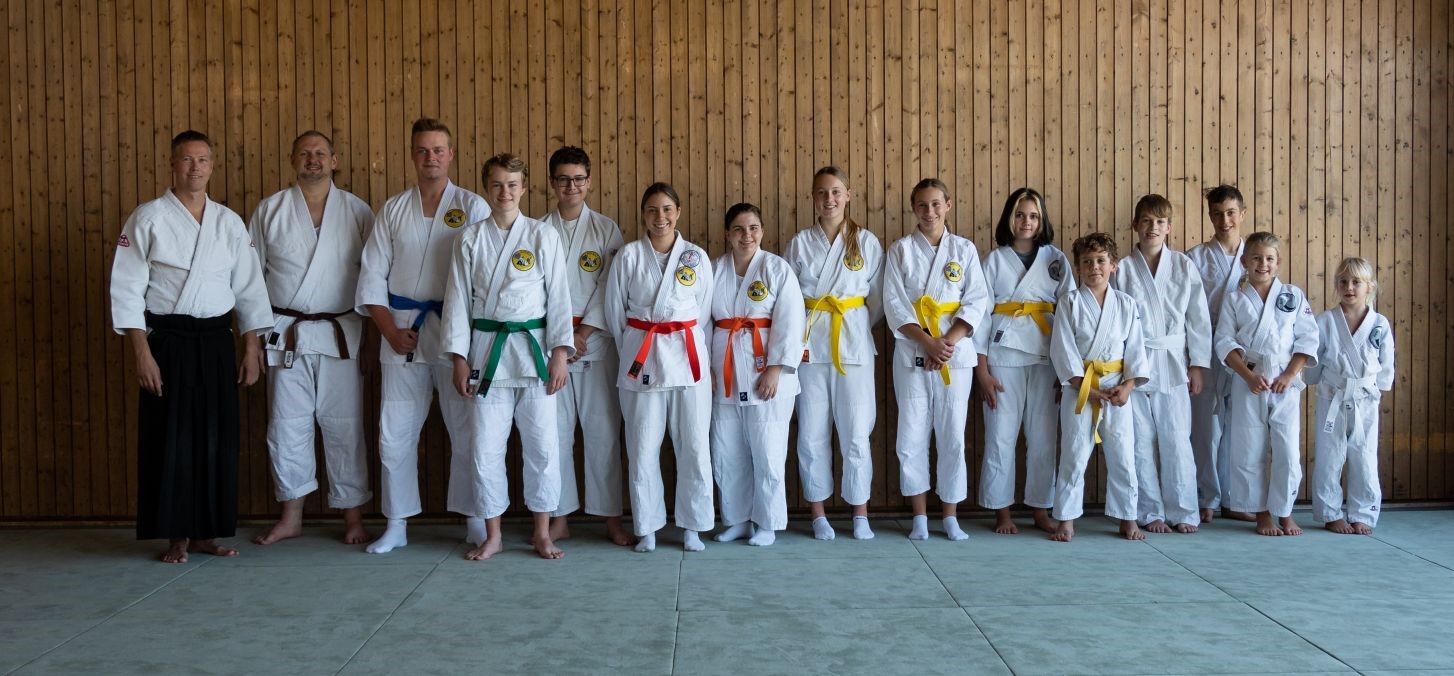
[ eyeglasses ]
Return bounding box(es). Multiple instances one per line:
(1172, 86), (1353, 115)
(552, 175), (590, 187)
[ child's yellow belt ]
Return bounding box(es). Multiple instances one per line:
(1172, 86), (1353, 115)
(1075, 359), (1125, 443)
(804, 295), (867, 375)
(914, 296), (962, 385)
(992, 301), (1056, 335)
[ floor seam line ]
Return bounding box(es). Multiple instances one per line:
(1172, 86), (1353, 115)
(909, 525), (1017, 675)
(331, 546), (453, 675)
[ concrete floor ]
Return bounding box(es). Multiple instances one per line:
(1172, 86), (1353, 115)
(2, 508), (1452, 675)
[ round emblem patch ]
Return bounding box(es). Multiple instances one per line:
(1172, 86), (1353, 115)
(844, 254), (865, 271)
(681, 249), (701, 268)
(1275, 290), (1296, 313)
(579, 250), (602, 272)
(443, 208), (466, 228)
(747, 280), (768, 301)
(1048, 259), (1064, 281)
(675, 265), (697, 286)
(1369, 324), (1387, 350)
(512, 249), (535, 271)
(943, 261), (964, 283)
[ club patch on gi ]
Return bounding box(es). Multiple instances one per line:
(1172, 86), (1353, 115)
(676, 265), (697, 286)
(844, 253), (865, 271)
(747, 280), (768, 301)
(680, 249), (701, 268)
(1276, 290), (1297, 313)
(1048, 259), (1064, 281)
(512, 249), (535, 271)
(116, 233), (131, 247)
(1369, 324), (1387, 349)
(579, 250), (602, 272)
(444, 208), (466, 228)
(943, 261), (963, 282)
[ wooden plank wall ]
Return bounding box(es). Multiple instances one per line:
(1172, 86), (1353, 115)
(1, 0), (1450, 520)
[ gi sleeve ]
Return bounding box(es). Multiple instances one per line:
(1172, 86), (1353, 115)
(881, 241), (918, 340)
(230, 225), (274, 334)
(1376, 315), (1396, 392)
(972, 251), (997, 357)
(1291, 289), (1320, 367)
(695, 250), (716, 333)
(1184, 265), (1213, 369)
(109, 211), (152, 333)
(1049, 290), (1084, 384)
(440, 226), (475, 360)
(356, 207), (395, 315)
(953, 243), (990, 337)
(1303, 313), (1329, 386)
(1213, 292), (1245, 367)
(1121, 298), (1152, 388)
(766, 259), (806, 371)
(541, 227), (576, 357)
(580, 224), (625, 332)
(863, 233), (886, 327)
(603, 245), (628, 345)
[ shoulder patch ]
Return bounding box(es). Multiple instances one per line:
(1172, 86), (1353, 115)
(1275, 290), (1297, 313)
(1369, 324), (1387, 350)
(116, 233), (130, 248)
(680, 249), (701, 268)
(1048, 258), (1064, 281)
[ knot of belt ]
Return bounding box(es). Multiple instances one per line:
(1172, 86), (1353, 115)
(1321, 373), (1378, 434)
(714, 317), (772, 398)
(388, 293), (444, 331)
(1143, 332), (1186, 351)
(1075, 359), (1125, 444)
(272, 306), (351, 366)
(913, 295), (961, 385)
(993, 301), (1056, 335)
(803, 295), (867, 375)
(625, 318), (701, 383)
(469, 317), (548, 397)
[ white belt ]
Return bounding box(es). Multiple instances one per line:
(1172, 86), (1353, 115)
(1143, 332), (1186, 352)
(1321, 373), (1379, 434)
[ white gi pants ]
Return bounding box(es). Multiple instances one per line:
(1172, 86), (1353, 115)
(795, 362), (876, 505)
(1312, 392), (1382, 526)
(978, 363), (1059, 510)
(265, 356), (371, 508)
(552, 355), (624, 518)
(893, 366), (972, 503)
(1131, 389), (1201, 526)
(378, 362), (476, 519)
(620, 381), (715, 535)
(1190, 360), (1233, 509)
(1224, 380), (1303, 518)
(470, 384), (560, 518)
(710, 395), (793, 531)
(1053, 393), (1138, 522)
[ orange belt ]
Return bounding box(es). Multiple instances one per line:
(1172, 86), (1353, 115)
(626, 317), (701, 382)
(713, 317), (772, 398)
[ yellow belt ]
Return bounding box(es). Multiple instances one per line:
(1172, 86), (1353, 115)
(1074, 359), (1124, 444)
(913, 295), (961, 385)
(803, 295), (867, 375)
(993, 301), (1056, 335)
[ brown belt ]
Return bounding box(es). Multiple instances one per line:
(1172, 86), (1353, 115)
(272, 306), (351, 366)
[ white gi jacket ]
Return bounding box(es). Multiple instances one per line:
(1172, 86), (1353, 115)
(605, 235), (715, 391)
(882, 231), (991, 370)
(1050, 287), (1153, 391)
(540, 205), (625, 372)
(1305, 308), (1395, 432)
(1187, 239), (1245, 327)
(1111, 247), (1213, 391)
(783, 225), (884, 366)
(974, 244), (1076, 366)
(1213, 279), (1320, 382)
(709, 250), (805, 405)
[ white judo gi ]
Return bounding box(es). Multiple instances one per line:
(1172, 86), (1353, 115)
(1112, 248), (1211, 526)
(1213, 279), (1319, 518)
(605, 235), (716, 536)
(441, 215), (574, 519)
(975, 245), (1076, 511)
(540, 206), (627, 518)
(882, 232), (990, 504)
(1049, 287), (1151, 522)
(250, 184), (374, 509)
(709, 251), (805, 532)
(355, 181), (490, 519)
(1186, 239), (1244, 509)
(783, 225), (884, 506)
(1306, 308), (1394, 527)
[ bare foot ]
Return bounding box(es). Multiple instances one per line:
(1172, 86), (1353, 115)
(1223, 508), (1258, 522)
(532, 535), (565, 560)
(1350, 521), (1373, 535)
(1120, 520), (1146, 541)
(992, 508), (1019, 534)
(252, 519), (303, 545)
(1143, 519), (1173, 534)
(161, 538), (189, 564)
(465, 537), (503, 561)
(1032, 508), (1058, 534)
(1255, 512), (1284, 536)
(1279, 516), (1303, 536)
(1050, 520), (1075, 542)
(1173, 522), (1199, 533)
(342, 508), (371, 545)
(1200, 507), (1215, 523)
(549, 517), (571, 542)
(1324, 518), (1355, 534)
(606, 517), (639, 546)
(189, 538), (239, 557)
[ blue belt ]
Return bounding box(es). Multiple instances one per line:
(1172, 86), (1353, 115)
(388, 293), (443, 331)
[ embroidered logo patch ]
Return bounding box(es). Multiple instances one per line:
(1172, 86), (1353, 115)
(579, 250), (602, 272)
(1048, 259), (1064, 282)
(676, 265), (697, 286)
(844, 253), (865, 271)
(444, 208), (466, 228)
(739, 392), (749, 402)
(1369, 324), (1387, 350)
(512, 249), (535, 271)
(943, 261), (963, 283)
(680, 249), (701, 268)
(1275, 290), (1296, 313)
(116, 233), (130, 248)
(747, 280), (768, 301)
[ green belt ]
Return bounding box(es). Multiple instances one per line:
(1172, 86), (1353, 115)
(471, 317), (548, 397)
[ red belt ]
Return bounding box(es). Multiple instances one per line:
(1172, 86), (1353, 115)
(713, 317), (772, 398)
(625, 318), (700, 382)
(572, 316), (583, 327)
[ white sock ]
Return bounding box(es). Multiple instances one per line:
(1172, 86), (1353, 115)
(365, 519), (408, 554)
(714, 522), (754, 542)
(943, 516), (969, 541)
(747, 526), (776, 546)
(465, 517), (487, 545)
(682, 530), (706, 552)
(633, 532), (656, 553)
(811, 516), (836, 541)
(852, 515), (875, 540)
(909, 514), (929, 540)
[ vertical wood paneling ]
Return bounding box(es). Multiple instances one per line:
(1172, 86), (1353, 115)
(1, 0), (1450, 521)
